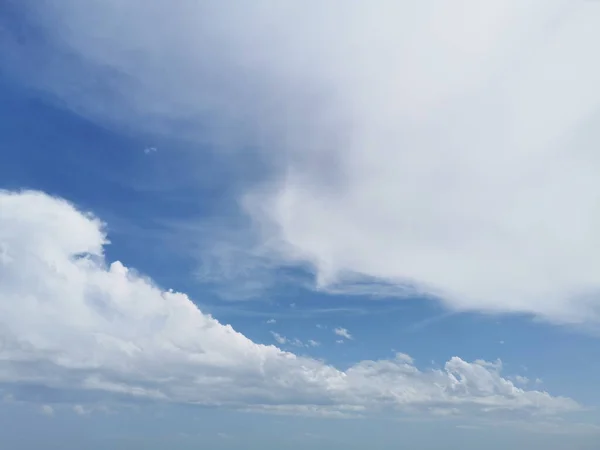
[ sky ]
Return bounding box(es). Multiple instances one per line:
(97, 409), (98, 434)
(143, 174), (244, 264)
(1, 1), (600, 449)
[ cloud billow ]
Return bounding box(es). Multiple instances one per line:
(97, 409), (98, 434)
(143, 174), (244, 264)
(0, 191), (578, 418)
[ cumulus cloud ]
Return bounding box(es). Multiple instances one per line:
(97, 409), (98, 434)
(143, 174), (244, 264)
(7, 0), (600, 323)
(0, 191), (578, 418)
(334, 328), (353, 340)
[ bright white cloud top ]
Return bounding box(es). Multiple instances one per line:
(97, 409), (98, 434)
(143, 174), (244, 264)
(0, 191), (578, 417)
(13, 0), (600, 324)
(334, 328), (353, 340)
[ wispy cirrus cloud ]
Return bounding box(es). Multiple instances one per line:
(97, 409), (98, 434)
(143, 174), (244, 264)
(270, 332), (320, 348)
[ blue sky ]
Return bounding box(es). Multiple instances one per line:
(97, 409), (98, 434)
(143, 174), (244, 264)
(2, 1), (600, 449)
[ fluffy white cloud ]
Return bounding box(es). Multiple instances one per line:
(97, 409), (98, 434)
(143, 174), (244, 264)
(9, 0), (600, 323)
(0, 191), (578, 418)
(334, 328), (353, 340)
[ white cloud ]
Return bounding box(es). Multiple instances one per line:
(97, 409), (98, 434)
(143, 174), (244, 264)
(271, 332), (319, 348)
(40, 405), (54, 416)
(290, 338), (304, 348)
(236, 0), (600, 324)
(430, 407), (460, 417)
(0, 191), (579, 419)
(270, 332), (287, 345)
(266, 319), (276, 324)
(334, 327), (353, 340)
(11, 0), (600, 323)
(73, 405), (88, 416)
(515, 376), (530, 385)
(395, 353), (414, 365)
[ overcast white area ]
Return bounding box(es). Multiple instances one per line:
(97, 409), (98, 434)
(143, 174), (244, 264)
(9, 0), (600, 324)
(0, 191), (579, 418)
